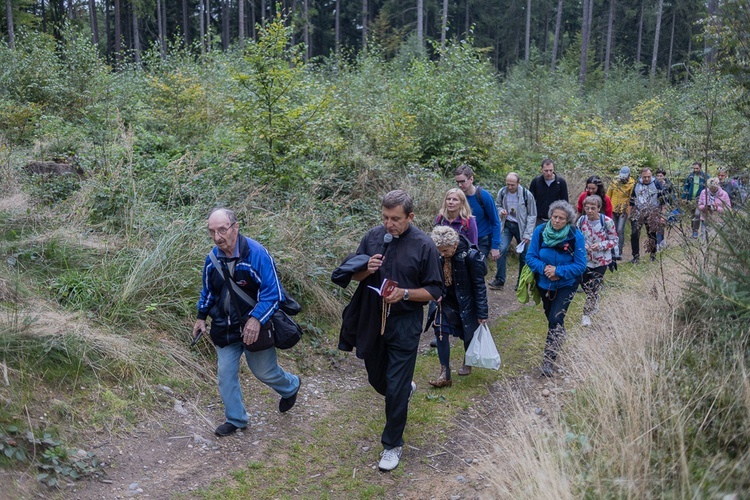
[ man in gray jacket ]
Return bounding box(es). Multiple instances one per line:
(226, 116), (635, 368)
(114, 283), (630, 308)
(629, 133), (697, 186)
(488, 172), (537, 290)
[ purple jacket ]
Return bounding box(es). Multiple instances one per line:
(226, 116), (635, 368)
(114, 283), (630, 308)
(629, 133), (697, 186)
(434, 215), (478, 246)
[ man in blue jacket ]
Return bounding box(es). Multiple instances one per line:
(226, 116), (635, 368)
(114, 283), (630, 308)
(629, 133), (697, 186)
(192, 208), (301, 437)
(454, 164), (501, 263)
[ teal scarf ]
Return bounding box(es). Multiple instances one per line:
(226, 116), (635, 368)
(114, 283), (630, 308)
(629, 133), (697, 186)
(542, 221), (570, 248)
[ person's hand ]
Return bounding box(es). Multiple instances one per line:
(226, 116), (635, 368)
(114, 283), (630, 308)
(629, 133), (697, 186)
(490, 249), (500, 261)
(522, 238), (530, 245)
(192, 319), (206, 340)
(590, 242), (600, 251)
(499, 208), (508, 217)
(544, 265), (557, 279)
(367, 254), (384, 274)
(478, 318), (488, 325)
(385, 287), (407, 304)
(242, 317), (261, 345)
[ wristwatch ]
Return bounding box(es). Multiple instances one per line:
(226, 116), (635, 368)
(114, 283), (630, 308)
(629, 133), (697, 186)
(403, 289), (410, 301)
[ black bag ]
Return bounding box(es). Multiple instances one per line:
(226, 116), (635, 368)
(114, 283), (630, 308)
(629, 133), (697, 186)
(267, 309), (304, 349)
(243, 321), (276, 352)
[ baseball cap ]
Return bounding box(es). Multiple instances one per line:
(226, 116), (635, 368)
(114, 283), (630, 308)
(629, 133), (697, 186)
(619, 166), (631, 179)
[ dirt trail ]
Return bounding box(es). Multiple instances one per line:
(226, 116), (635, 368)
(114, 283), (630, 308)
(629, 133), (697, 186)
(9, 270), (565, 500)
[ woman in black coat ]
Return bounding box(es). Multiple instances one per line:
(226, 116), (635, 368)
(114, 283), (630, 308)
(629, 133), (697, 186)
(426, 226), (489, 387)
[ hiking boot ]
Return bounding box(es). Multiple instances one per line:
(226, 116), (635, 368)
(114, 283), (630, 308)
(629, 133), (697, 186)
(541, 359), (554, 377)
(429, 366), (452, 388)
(487, 278), (504, 290)
(429, 338), (437, 348)
(581, 315), (592, 327)
(279, 378), (301, 413)
(408, 381), (417, 402)
(631, 255), (639, 264)
(650, 254), (656, 262)
(458, 364), (472, 376)
(692, 231), (699, 239)
(215, 422), (246, 437)
(378, 446), (403, 471)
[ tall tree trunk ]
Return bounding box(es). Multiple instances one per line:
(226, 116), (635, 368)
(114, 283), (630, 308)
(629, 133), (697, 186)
(666, 6), (675, 80)
(362, 0), (367, 48)
(156, 0), (166, 58)
(67, 0), (73, 19)
(238, 0), (244, 48)
(5, 0), (14, 48)
(250, 0), (255, 40)
(335, 0), (340, 55)
(551, 0), (563, 71)
(290, 0), (296, 45)
(105, 0), (111, 60)
(199, 0), (205, 54)
(222, 0), (228, 51)
(440, 0), (448, 50)
(636, 0), (643, 64)
(705, 0), (717, 65)
(206, 0), (211, 52)
(182, 0), (189, 45)
(686, 24), (692, 79)
(303, 0), (309, 60)
(524, 0), (531, 63)
(161, 0), (167, 50)
(464, 0), (469, 38)
(417, 0), (423, 47)
(132, 6), (140, 63)
(114, 0), (122, 64)
(41, 0), (46, 33)
(650, 0), (663, 80)
(89, 0), (99, 47)
(578, 0), (592, 85)
(261, 0), (265, 27)
(604, 0), (614, 77)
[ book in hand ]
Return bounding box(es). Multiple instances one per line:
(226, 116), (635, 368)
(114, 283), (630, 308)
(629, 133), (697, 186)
(368, 278), (398, 298)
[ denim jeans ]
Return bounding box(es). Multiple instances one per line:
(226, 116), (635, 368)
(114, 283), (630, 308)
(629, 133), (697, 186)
(494, 220), (525, 287)
(611, 212), (628, 257)
(476, 234), (492, 259)
(216, 342), (300, 428)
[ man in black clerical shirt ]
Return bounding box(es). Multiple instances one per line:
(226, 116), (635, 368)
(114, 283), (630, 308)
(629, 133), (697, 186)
(351, 190), (442, 472)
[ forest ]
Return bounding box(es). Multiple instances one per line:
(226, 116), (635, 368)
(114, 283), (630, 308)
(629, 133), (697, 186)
(1, 0), (749, 497)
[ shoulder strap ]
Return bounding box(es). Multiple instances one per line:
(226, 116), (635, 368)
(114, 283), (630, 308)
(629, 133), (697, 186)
(208, 252), (257, 307)
(475, 186), (486, 211)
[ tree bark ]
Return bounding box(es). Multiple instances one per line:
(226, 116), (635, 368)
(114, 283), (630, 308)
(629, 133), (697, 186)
(335, 0), (340, 55)
(222, 0), (229, 51)
(551, 0), (563, 71)
(156, 0), (166, 58)
(239, 0), (244, 48)
(524, 0), (531, 63)
(636, 0), (643, 64)
(251, 0), (256, 40)
(666, 6), (675, 80)
(464, 0), (469, 39)
(183, 0), (190, 46)
(705, 0), (717, 65)
(114, 0), (122, 64)
(206, 0), (211, 52)
(5, 0), (14, 49)
(650, 0), (663, 80)
(417, 0), (424, 47)
(303, 0), (309, 60)
(261, 0), (265, 27)
(362, 0), (367, 48)
(67, 0), (73, 19)
(440, 0), (448, 50)
(132, 6), (140, 63)
(199, 0), (205, 54)
(579, 0), (592, 86)
(604, 0), (614, 77)
(89, 0), (99, 47)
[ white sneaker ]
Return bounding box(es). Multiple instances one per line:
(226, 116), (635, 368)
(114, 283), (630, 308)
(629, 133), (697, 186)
(378, 446), (403, 471)
(581, 315), (592, 327)
(408, 381), (416, 402)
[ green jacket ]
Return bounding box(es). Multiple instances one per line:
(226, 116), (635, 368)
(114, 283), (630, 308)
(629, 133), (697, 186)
(516, 264), (541, 305)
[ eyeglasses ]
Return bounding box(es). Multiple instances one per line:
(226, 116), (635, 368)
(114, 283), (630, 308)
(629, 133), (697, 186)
(207, 222), (236, 237)
(455, 178), (469, 185)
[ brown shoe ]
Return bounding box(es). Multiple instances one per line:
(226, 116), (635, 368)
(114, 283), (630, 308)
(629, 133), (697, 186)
(429, 366), (452, 388)
(458, 364), (472, 376)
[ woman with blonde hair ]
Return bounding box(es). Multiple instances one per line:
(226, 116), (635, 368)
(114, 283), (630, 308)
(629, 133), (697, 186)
(435, 188), (478, 246)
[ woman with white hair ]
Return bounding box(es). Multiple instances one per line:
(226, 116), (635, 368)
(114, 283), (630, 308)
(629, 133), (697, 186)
(425, 226), (488, 387)
(525, 201), (587, 377)
(698, 177), (732, 239)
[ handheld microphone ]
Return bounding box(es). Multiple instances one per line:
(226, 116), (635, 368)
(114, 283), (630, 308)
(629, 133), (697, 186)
(381, 233), (393, 256)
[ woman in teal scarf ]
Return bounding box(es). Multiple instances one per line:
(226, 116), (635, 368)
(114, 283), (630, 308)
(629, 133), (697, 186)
(525, 201), (587, 377)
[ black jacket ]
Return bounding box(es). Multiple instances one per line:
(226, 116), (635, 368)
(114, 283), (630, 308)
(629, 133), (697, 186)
(425, 236), (488, 344)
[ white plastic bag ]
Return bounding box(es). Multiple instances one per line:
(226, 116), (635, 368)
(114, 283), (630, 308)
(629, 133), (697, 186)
(465, 324), (501, 370)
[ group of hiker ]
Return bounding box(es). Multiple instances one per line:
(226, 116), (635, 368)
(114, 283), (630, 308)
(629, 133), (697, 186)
(190, 159), (746, 473)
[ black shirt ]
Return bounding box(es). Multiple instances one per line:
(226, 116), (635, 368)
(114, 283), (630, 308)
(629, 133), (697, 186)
(356, 225), (443, 315)
(529, 174), (569, 220)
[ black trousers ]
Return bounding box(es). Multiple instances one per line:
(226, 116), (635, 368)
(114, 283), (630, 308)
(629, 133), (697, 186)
(364, 309), (422, 449)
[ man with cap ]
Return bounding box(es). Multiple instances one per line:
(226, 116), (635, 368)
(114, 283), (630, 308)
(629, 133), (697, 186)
(606, 166), (635, 260)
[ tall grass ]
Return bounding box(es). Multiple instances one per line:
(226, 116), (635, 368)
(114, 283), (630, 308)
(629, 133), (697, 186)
(476, 215), (750, 497)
